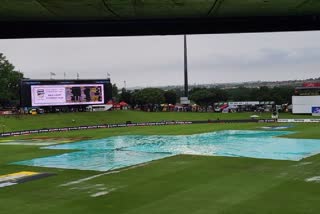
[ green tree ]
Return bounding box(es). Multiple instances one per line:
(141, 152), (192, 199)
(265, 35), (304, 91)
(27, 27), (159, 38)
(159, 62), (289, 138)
(190, 87), (228, 111)
(119, 88), (132, 104)
(209, 88), (228, 103)
(225, 86), (294, 104)
(226, 87), (253, 101)
(133, 88), (165, 105)
(130, 89), (140, 107)
(189, 87), (205, 95)
(248, 86), (270, 101)
(164, 90), (177, 104)
(111, 83), (119, 101)
(0, 53), (24, 106)
(190, 88), (215, 111)
(270, 86), (294, 104)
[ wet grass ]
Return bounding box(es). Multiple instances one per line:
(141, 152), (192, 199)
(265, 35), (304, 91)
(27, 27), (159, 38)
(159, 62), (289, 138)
(0, 110), (316, 132)
(0, 123), (320, 213)
(2, 120), (320, 141)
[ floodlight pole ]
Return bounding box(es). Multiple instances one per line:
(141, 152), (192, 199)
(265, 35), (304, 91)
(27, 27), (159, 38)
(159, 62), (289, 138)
(184, 35), (189, 97)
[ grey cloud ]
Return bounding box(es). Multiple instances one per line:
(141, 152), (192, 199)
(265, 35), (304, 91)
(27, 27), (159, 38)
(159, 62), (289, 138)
(187, 47), (320, 71)
(1, 32), (320, 87)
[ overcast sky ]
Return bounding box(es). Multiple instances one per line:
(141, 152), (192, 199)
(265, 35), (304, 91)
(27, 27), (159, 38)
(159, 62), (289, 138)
(0, 31), (320, 88)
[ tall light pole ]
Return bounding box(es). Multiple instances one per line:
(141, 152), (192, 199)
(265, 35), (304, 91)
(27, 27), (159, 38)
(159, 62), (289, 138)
(184, 35), (189, 97)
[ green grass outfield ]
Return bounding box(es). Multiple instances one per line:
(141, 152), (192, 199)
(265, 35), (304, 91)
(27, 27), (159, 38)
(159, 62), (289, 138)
(1, 121), (320, 214)
(0, 110), (316, 132)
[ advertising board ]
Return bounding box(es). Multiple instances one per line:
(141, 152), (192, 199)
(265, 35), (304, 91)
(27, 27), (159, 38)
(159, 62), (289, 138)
(278, 119), (320, 123)
(312, 106), (320, 116)
(180, 97), (190, 104)
(303, 82), (320, 87)
(228, 101), (260, 106)
(31, 84), (104, 106)
(20, 79), (112, 107)
(0, 171), (54, 188)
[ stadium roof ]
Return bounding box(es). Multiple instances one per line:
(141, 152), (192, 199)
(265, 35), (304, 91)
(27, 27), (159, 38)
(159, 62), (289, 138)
(1, 0), (320, 38)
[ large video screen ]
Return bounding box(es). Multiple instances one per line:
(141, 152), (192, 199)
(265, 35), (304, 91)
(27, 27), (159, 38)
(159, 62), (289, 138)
(31, 84), (105, 106)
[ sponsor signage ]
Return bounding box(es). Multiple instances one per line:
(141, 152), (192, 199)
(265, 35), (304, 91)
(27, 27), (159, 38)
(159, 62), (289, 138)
(180, 97), (190, 105)
(312, 107), (320, 116)
(0, 171), (54, 188)
(278, 119), (320, 123)
(228, 101), (260, 106)
(31, 84), (104, 107)
(0, 119), (280, 138)
(0, 121), (194, 138)
(303, 82), (320, 88)
(228, 101), (274, 105)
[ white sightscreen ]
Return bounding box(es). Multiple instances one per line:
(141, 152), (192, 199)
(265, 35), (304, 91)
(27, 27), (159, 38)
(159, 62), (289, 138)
(292, 96), (320, 114)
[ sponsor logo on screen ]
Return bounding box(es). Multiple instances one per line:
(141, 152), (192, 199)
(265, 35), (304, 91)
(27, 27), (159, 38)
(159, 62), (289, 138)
(312, 107), (320, 116)
(31, 84), (104, 106)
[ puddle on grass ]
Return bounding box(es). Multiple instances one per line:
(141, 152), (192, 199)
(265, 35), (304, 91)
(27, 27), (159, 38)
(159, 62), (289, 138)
(305, 176), (320, 183)
(260, 125), (294, 130)
(13, 130), (320, 171)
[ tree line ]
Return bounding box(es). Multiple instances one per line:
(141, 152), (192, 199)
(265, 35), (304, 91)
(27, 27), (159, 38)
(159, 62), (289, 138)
(113, 85), (295, 107)
(0, 53), (24, 108)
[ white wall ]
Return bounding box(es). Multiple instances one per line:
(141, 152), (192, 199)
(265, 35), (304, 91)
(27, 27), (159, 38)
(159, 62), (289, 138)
(292, 96), (320, 114)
